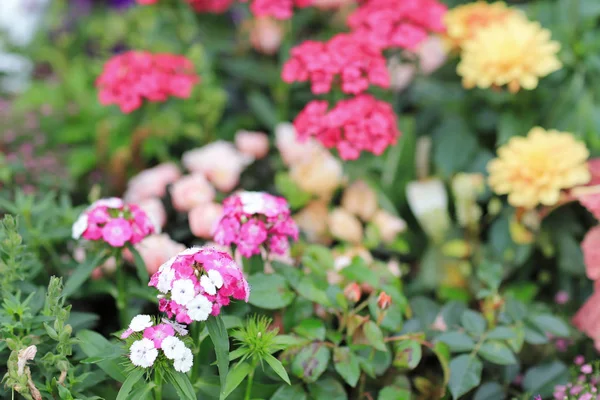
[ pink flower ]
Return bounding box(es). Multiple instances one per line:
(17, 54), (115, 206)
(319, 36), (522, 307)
(96, 52), (199, 113)
(581, 364), (593, 374)
(129, 234), (186, 275)
(240, 0), (310, 19)
(416, 36), (447, 75)
(189, 203), (224, 239)
(294, 95), (400, 160)
(554, 290), (570, 305)
(102, 218), (133, 247)
(573, 290), (600, 348)
(275, 122), (321, 166)
(249, 17), (284, 55)
(235, 131), (270, 159)
(170, 174), (216, 212)
(575, 355), (585, 365)
(214, 192), (299, 258)
(186, 0), (234, 12)
(138, 198), (166, 231)
(182, 141), (252, 192)
(143, 323), (175, 348)
(124, 163), (181, 203)
(582, 227), (600, 281)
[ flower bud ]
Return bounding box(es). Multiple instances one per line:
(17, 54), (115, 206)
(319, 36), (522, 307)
(377, 292), (392, 310)
(343, 283), (361, 303)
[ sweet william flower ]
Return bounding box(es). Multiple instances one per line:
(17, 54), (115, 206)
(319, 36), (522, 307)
(275, 122), (321, 166)
(487, 127), (590, 209)
(102, 218), (133, 247)
(138, 198), (166, 231)
(186, 294), (213, 321)
(173, 347), (193, 373)
(186, 0), (234, 12)
(143, 323), (175, 349)
(171, 279), (196, 306)
(248, 17), (284, 55)
(161, 336), (186, 360)
(457, 14), (562, 93)
(130, 338), (158, 368)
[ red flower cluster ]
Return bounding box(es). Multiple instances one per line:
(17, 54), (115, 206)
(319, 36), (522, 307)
(186, 0), (235, 13)
(347, 0), (447, 50)
(241, 0), (312, 19)
(294, 94), (400, 160)
(282, 33), (390, 95)
(96, 51), (200, 113)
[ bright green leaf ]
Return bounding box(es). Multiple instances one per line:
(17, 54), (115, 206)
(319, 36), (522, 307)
(206, 316), (230, 399)
(116, 369), (145, 400)
(333, 347), (360, 387)
(363, 321), (387, 352)
(248, 273), (295, 309)
(222, 362), (252, 399)
(264, 354), (291, 385)
(393, 340), (422, 370)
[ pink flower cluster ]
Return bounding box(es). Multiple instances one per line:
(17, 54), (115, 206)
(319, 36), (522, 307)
(241, 0), (312, 20)
(347, 0), (447, 50)
(72, 198), (156, 247)
(186, 0), (235, 12)
(213, 191), (299, 257)
(149, 247), (250, 324)
(282, 33), (390, 95)
(96, 51), (199, 113)
(294, 94), (400, 160)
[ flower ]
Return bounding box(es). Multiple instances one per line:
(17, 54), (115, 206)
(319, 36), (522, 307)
(130, 314), (154, 331)
(487, 127), (591, 209)
(72, 214), (88, 240)
(128, 234), (186, 275)
(161, 336), (186, 360)
(343, 282), (361, 302)
(417, 36), (447, 74)
(102, 218), (133, 247)
(387, 57), (416, 92)
(249, 17), (284, 55)
(347, 0), (447, 50)
(406, 179), (450, 242)
(170, 174), (216, 212)
(182, 141), (252, 192)
(573, 290), (600, 349)
(130, 338), (159, 368)
(293, 200), (331, 244)
(96, 51), (199, 113)
(275, 122), (321, 166)
(294, 95), (400, 160)
(377, 292), (392, 310)
(443, 1), (519, 51)
(213, 191), (299, 257)
(241, 0), (311, 20)
(143, 323), (175, 348)
(123, 163), (181, 203)
(457, 14), (562, 93)
(186, 0), (234, 12)
(341, 180), (378, 221)
(149, 247), (249, 323)
(235, 131), (270, 159)
(189, 202), (224, 239)
(554, 290), (570, 305)
(282, 33), (390, 95)
(372, 209), (406, 243)
(582, 226), (600, 281)
(173, 347), (194, 373)
(138, 198), (166, 231)
(328, 208), (363, 244)
(289, 148), (344, 199)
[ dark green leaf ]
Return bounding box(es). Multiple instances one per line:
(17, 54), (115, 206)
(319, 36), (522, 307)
(270, 385), (307, 400)
(523, 361), (568, 397)
(116, 369), (145, 400)
(333, 347), (360, 387)
(435, 331), (475, 352)
(448, 355), (482, 399)
(487, 326), (517, 340)
(307, 377), (347, 400)
(127, 244), (149, 285)
(247, 91), (278, 129)
(63, 252), (107, 298)
(293, 318), (326, 341)
(264, 354), (291, 385)
(296, 277), (331, 306)
(206, 315), (230, 398)
(363, 321), (387, 352)
(166, 370), (197, 400)
(530, 315), (570, 337)
(479, 341), (517, 365)
(461, 310), (486, 337)
(222, 362), (252, 399)
(393, 339), (422, 370)
(473, 382), (504, 400)
(291, 343), (330, 383)
(248, 273), (295, 309)
(76, 330), (126, 382)
(433, 342), (451, 394)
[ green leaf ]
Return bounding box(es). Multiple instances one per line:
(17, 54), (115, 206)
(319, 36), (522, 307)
(292, 344), (330, 383)
(530, 315), (570, 337)
(307, 377), (348, 400)
(478, 341), (517, 365)
(206, 315), (230, 398)
(296, 277), (331, 306)
(461, 310), (486, 337)
(433, 342), (451, 395)
(393, 340), (422, 370)
(80, 354), (120, 364)
(222, 362), (252, 399)
(487, 326), (517, 340)
(247, 91), (278, 129)
(76, 330), (126, 382)
(523, 361), (568, 397)
(339, 257), (380, 288)
(363, 321), (387, 352)
(166, 370), (197, 400)
(270, 385), (307, 400)
(63, 252), (107, 298)
(435, 331), (475, 352)
(264, 354), (291, 385)
(116, 369), (145, 400)
(378, 386), (411, 400)
(473, 382), (504, 400)
(448, 355), (482, 399)
(432, 116), (479, 178)
(275, 172), (312, 209)
(477, 260), (503, 290)
(127, 244), (148, 285)
(248, 273), (295, 309)
(333, 347), (360, 387)
(293, 318), (326, 341)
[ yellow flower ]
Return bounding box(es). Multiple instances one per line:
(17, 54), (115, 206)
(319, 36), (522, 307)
(487, 127), (591, 209)
(457, 14), (562, 93)
(444, 1), (518, 51)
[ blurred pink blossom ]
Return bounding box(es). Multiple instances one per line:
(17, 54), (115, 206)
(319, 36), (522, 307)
(125, 234), (186, 275)
(170, 174), (216, 212)
(189, 202), (224, 239)
(235, 130), (270, 159)
(124, 163), (182, 203)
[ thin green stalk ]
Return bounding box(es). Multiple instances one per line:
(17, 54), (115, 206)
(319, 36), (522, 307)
(115, 253), (128, 328)
(154, 368), (163, 400)
(244, 364), (256, 400)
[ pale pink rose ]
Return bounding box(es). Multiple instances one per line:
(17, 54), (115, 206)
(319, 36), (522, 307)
(170, 174), (216, 212)
(138, 198), (166, 230)
(275, 122), (321, 166)
(182, 141), (252, 192)
(372, 209), (407, 243)
(189, 203), (224, 239)
(289, 149), (344, 200)
(130, 234), (186, 275)
(124, 163), (181, 203)
(573, 290), (600, 346)
(293, 201), (331, 244)
(417, 36), (447, 75)
(328, 208), (363, 244)
(583, 226), (600, 281)
(235, 131), (270, 159)
(341, 180), (378, 221)
(388, 57), (416, 92)
(249, 17), (283, 55)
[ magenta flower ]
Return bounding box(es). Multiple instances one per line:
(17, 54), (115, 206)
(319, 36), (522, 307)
(102, 218), (133, 247)
(143, 323), (175, 348)
(582, 364), (593, 374)
(213, 191), (299, 258)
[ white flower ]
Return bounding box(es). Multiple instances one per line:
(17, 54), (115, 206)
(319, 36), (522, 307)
(161, 336), (186, 360)
(71, 214), (88, 240)
(162, 318), (188, 336)
(179, 247), (201, 256)
(130, 338), (158, 368)
(200, 270), (224, 296)
(239, 191), (266, 214)
(93, 197), (124, 209)
(129, 315), (153, 332)
(159, 256), (177, 272)
(157, 268), (175, 294)
(173, 347), (194, 373)
(171, 279), (196, 306)
(187, 294), (213, 322)
(17, 345), (37, 376)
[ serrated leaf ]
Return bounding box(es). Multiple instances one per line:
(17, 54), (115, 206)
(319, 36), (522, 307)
(461, 310), (486, 337)
(333, 347), (360, 387)
(523, 361), (568, 398)
(487, 326), (517, 340)
(479, 341), (517, 365)
(448, 355), (482, 399)
(363, 321), (387, 352)
(435, 331), (475, 352)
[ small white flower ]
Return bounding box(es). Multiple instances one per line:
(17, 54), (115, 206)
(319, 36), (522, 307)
(71, 214), (88, 240)
(161, 336), (185, 360)
(200, 270), (224, 296)
(93, 197), (124, 209)
(186, 294), (212, 322)
(130, 338), (158, 368)
(158, 256), (177, 273)
(171, 279), (196, 306)
(173, 347), (194, 373)
(240, 191), (266, 214)
(129, 315), (153, 332)
(180, 247), (201, 256)
(157, 268), (175, 294)
(162, 318), (188, 336)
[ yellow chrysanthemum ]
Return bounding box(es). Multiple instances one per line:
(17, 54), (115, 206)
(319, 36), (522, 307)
(444, 1), (518, 51)
(487, 127), (591, 209)
(457, 14), (562, 93)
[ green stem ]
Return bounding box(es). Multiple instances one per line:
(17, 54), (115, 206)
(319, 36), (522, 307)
(190, 323), (205, 382)
(153, 368), (163, 400)
(115, 252), (128, 328)
(244, 365), (256, 400)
